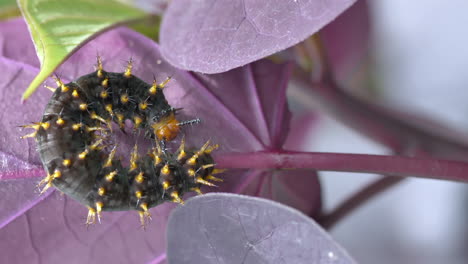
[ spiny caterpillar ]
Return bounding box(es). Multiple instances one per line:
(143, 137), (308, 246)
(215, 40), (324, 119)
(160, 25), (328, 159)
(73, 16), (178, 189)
(22, 57), (222, 227)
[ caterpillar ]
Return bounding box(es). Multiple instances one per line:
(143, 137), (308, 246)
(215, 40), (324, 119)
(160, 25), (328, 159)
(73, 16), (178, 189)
(22, 57), (222, 227)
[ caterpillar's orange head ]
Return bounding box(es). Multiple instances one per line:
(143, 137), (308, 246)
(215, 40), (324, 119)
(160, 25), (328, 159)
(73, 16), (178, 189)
(152, 113), (180, 141)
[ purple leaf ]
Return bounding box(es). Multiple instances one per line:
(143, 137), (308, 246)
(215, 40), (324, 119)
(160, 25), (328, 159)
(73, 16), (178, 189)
(320, 0), (370, 80)
(160, 0), (357, 73)
(0, 18), (39, 68)
(0, 57), (48, 167)
(0, 191), (173, 264)
(185, 59), (292, 149)
(0, 177), (50, 230)
(251, 169), (322, 217)
(167, 193), (356, 264)
(0, 18), (321, 263)
(284, 113), (319, 151)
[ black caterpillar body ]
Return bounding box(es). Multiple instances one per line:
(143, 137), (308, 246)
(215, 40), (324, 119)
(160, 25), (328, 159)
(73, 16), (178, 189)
(23, 59), (220, 226)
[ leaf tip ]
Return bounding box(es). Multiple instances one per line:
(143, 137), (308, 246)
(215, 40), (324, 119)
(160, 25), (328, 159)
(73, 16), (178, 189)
(21, 83), (36, 102)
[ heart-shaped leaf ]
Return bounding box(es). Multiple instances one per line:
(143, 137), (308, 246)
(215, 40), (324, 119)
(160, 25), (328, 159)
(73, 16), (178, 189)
(18, 0), (148, 100)
(167, 193), (355, 264)
(160, 0), (356, 73)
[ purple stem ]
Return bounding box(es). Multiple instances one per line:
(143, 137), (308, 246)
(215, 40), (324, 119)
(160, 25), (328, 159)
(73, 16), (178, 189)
(318, 175), (405, 229)
(215, 151), (468, 182)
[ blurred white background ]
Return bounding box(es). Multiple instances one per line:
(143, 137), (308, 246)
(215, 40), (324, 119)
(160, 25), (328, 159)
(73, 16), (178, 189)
(310, 1), (468, 263)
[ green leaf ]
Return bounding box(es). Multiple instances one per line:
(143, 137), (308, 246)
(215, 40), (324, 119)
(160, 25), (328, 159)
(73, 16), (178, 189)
(18, 0), (148, 100)
(0, 0), (20, 19)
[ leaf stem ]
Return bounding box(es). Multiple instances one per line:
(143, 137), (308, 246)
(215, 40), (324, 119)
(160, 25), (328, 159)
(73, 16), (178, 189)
(318, 175), (404, 229)
(215, 151), (468, 182)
